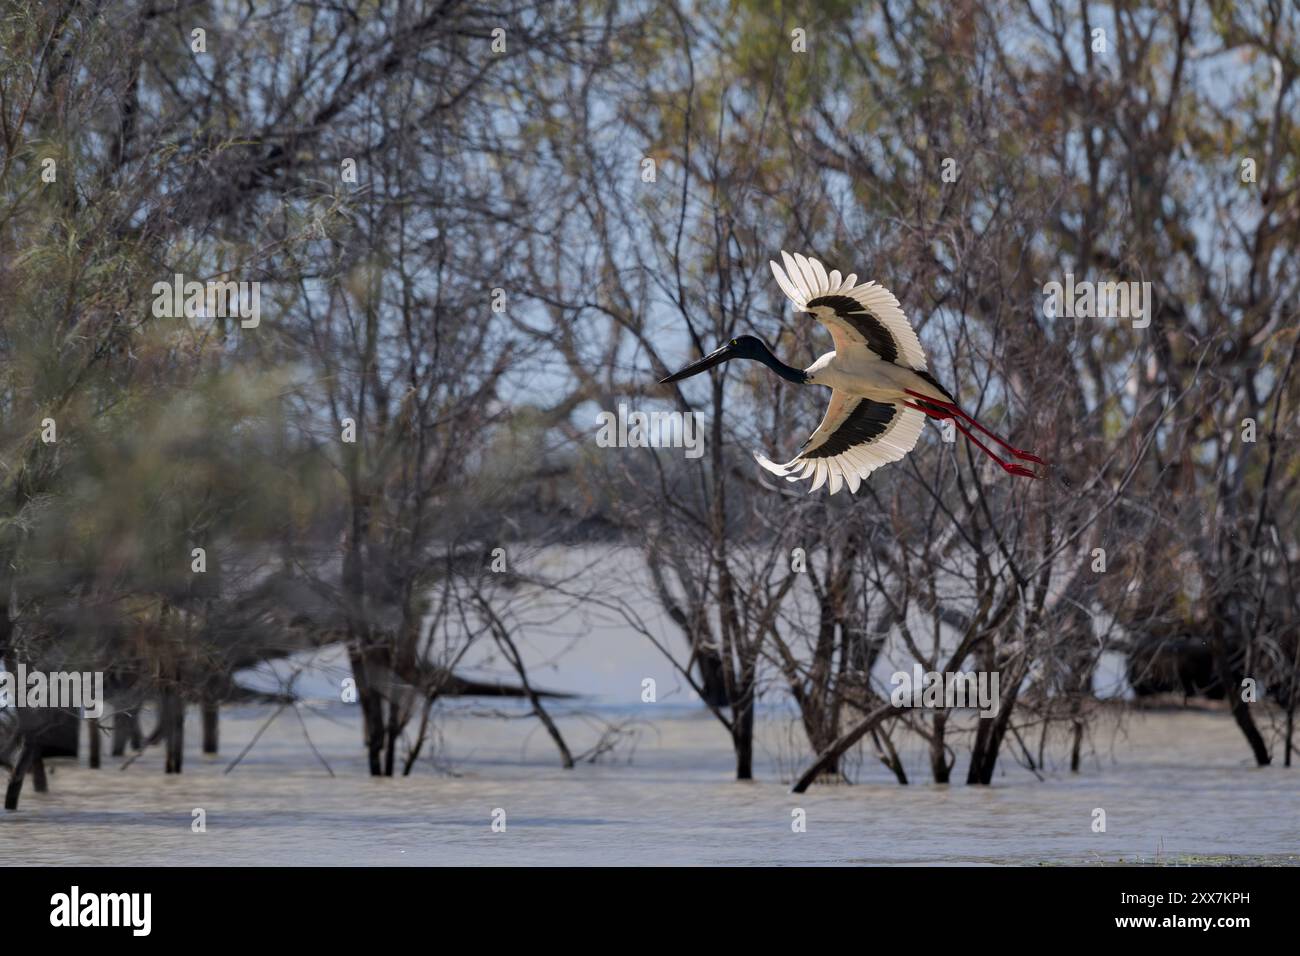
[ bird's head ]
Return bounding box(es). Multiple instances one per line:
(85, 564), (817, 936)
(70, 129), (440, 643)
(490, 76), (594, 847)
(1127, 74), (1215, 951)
(659, 335), (770, 383)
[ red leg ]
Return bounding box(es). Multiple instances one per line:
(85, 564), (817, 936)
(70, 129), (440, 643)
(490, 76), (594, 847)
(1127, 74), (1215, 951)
(908, 401), (1035, 478)
(904, 400), (952, 421)
(905, 391), (1045, 465)
(951, 419), (1037, 478)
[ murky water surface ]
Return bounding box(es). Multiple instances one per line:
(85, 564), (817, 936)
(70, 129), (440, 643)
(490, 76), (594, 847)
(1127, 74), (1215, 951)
(1, 704), (1296, 865)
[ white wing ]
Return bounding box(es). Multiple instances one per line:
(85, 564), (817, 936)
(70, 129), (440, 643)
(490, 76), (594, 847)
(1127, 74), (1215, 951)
(754, 393), (925, 494)
(769, 251), (927, 370)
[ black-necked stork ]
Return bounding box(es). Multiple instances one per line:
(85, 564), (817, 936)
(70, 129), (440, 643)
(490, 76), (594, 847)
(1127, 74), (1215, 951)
(659, 251), (1045, 493)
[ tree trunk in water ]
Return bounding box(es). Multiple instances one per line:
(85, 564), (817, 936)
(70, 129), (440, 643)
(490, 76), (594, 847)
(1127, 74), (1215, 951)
(88, 718), (101, 769)
(800, 701), (845, 781)
(531, 702), (575, 769)
(402, 697), (437, 776)
(872, 727), (908, 784)
(162, 689), (184, 774)
(364, 689), (384, 776)
(1211, 613), (1270, 765)
(968, 708), (1015, 785)
(202, 700), (219, 754)
(967, 717), (992, 784)
(347, 643), (388, 776)
(111, 710), (137, 756)
(383, 699), (399, 777)
(733, 696), (754, 780)
(1216, 636), (1271, 766)
(930, 713), (950, 784)
(967, 662), (1026, 785)
(791, 702), (897, 793)
(1286, 700), (1295, 768)
(489, 619), (575, 770)
(171, 699), (185, 773)
(1216, 656), (1270, 765)
(112, 712), (129, 756)
(1070, 719), (1084, 773)
(1226, 693), (1271, 766)
(697, 651), (729, 709)
(4, 738), (36, 810)
(804, 738), (838, 780)
(968, 706), (1019, 785)
(1286, 641), (1299, 768)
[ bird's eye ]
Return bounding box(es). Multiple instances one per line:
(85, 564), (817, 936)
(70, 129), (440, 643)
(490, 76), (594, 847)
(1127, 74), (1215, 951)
(730, 338), (738, 346)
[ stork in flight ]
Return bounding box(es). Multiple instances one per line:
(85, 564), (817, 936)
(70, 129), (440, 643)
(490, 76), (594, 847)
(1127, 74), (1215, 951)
(659, 251), (1045, 493)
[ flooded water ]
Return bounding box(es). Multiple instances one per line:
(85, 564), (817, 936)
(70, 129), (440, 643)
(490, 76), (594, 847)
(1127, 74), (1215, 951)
(2, 702), (1297, 865)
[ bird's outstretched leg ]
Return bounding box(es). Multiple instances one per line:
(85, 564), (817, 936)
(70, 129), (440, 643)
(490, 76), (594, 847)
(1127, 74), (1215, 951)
(904, 390), (1045, 465)
(904, 400), (1037, 478)
(951, 420), (1037, 478)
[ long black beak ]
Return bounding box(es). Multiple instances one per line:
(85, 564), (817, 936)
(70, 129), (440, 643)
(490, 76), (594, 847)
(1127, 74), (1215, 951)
(659, 343), (735, 384)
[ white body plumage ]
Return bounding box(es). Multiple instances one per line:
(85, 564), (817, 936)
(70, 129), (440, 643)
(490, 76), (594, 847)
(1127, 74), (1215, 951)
(802, 347), (949, 405)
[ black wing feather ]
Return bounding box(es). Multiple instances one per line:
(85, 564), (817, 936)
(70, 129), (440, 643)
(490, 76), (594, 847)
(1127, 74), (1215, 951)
(806, 294), (899, 363)
(802, 399), (897, 458)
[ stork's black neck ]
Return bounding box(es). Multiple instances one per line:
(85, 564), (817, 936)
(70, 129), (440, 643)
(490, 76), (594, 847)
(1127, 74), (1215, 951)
(751, 341), (809, 385)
